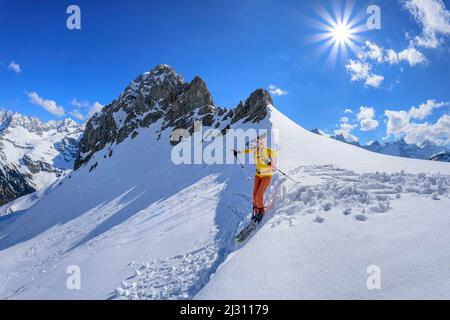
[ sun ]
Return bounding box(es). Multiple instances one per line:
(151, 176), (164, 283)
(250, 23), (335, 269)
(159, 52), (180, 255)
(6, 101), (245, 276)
(308, 0), (368, 66)
(332, 23), (352, 43)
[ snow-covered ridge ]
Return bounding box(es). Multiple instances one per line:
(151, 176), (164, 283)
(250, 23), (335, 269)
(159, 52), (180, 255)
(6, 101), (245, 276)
(0, 110), (80, 134)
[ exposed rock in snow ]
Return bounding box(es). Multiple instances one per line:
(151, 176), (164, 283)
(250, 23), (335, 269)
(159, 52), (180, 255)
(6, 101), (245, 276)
(429, 151), (450, 163)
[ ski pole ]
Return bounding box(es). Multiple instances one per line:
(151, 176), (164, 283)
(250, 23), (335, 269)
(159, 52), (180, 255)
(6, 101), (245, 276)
(232, 150), (252, 181)
(273, 166), (299, 184)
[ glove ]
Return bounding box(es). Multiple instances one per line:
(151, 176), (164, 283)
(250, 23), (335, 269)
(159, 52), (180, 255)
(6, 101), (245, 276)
(233, 150), (238, 157)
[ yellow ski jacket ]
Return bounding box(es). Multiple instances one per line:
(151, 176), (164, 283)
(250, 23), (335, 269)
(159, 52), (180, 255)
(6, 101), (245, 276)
(239, 147), (278, 177)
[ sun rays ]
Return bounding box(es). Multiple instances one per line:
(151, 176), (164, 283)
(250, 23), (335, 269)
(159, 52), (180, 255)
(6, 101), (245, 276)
(308, 0), (368, 67)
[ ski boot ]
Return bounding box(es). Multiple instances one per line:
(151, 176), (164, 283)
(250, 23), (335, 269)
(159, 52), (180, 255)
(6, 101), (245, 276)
(252, 207), (266, 224)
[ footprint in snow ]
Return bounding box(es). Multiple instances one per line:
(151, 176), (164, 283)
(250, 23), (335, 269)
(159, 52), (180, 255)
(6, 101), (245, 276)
(313, 215), (325, 223)
(322, 202), (333, 212)
(354, 214), (368, 222)
(343, 208), (352, 216)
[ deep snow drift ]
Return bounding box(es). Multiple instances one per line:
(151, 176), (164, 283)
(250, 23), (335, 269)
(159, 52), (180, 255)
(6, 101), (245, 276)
(0, 98), (449, 299)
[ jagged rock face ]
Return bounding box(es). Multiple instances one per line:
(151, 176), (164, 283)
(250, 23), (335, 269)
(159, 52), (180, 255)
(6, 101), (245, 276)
(230, 89), (271, 124)
(21, 155), (57, 174)
(75, 64), (272, 169)
(0, 165), (35, 206)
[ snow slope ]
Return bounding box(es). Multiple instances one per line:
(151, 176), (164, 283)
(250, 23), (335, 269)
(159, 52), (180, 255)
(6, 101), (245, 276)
(0, 114), (266, 299)
(198, 166), (450, 299)
(0, 100), (449, 300)
(197, 108), (450, 299)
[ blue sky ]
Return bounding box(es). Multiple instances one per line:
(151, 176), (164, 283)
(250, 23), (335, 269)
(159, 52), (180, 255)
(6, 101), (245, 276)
(1, 0), (449, 146)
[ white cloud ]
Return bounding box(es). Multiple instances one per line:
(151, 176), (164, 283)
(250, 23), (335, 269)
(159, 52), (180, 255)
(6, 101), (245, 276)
(397, 114), (450, 146)
(340, 116), (350, 123)
(88, 102), (104, 117)
(69, 110), (85, 121)
(71, 98), (104, 119)
(345, 59), (384, 88)
(71, 98), (90, 109)
(398, 47), (428, 66)
(8, 61), (21, 73)
(27, 91), (65, 117)
(365, 74), (385, 88)
(357, 41), (384, 63)
(268, 85), (288, 96)
(385, 110), (410, 137)
(403, 0), (450, 48)
(385, 49), (400, 64)
(384, 99), (450, 145)
(346, 41), (428, 88)
(334, 117), (359, 143)
(357, 106), (379, 131)
(409, 99), (448, 120)
(344, 109), (353, 114)
(358, 41), (427, 66)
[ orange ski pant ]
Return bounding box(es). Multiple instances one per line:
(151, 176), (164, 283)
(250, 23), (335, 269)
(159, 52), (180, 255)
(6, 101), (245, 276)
(253, 175), (272, 213)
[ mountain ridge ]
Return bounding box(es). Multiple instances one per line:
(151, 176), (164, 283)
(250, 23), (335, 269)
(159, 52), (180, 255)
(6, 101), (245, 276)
(75, 64), (270, 169)
(310, 128), (450, 162)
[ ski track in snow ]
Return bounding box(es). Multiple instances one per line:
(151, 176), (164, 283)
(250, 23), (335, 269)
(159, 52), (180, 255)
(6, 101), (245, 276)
(116, 165), (450, 300)
(116, 244), (220, 299)
(115, 177), (286, 300)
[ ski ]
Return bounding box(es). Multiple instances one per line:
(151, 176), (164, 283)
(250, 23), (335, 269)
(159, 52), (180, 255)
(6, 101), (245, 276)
(235, 219), (258, 242)
(234, 177), (285, 243)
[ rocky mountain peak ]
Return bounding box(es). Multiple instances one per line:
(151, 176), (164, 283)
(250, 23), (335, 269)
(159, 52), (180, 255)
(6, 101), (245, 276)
(119, 64), (185, 105)
(231, 89), (271, 124)
(369, 140), (382, 147)
(146, 64), (178, 77)
(74, 66), (273, 170)
(247, 89), (273, 109)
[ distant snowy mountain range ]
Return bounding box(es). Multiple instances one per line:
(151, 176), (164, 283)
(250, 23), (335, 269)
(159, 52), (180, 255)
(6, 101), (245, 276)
(0, 111), (83, 205)
(310, 129), (450, 162)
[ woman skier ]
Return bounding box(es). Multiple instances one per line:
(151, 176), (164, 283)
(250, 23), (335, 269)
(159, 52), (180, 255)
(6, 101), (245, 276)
(233, 135), (278, 223)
